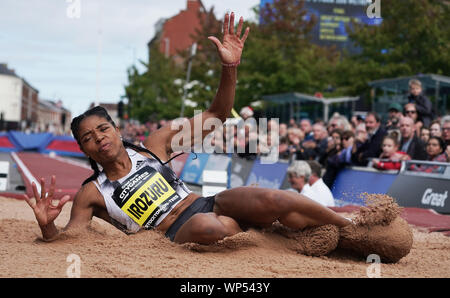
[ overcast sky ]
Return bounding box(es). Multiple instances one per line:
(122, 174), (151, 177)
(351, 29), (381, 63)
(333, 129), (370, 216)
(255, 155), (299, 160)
(0, 0), (260, 117)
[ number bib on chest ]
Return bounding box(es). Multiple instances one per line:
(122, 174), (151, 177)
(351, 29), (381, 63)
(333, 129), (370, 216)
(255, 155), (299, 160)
(112, 166), (182, 229)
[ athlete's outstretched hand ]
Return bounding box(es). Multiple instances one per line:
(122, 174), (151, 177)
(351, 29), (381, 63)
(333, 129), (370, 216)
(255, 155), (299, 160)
(208, 12), (250, 65)
(24, 175), (71, 228)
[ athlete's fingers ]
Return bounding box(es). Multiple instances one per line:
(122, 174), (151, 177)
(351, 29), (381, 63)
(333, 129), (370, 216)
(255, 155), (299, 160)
(236, 16), (243, 37)
(229, 12), (235, 35)
(208, 36), (222, 51)
(32, 182), (41, 202)
(47, 175), (56, 200)
(55, 195), (71, 209)
(23, 194), (36, 210)
(241, 27), (250, 44)
(39, 178), (46, 200)
(223, 13), (229, 35)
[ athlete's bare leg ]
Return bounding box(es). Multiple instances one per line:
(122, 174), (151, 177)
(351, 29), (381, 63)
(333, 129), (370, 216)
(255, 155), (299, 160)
(213, 187), (350, 230)
(174, 187), (350, 244)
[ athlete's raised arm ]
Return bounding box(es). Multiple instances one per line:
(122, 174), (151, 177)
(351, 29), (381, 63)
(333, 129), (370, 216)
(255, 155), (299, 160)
(144, 12), (250, 160)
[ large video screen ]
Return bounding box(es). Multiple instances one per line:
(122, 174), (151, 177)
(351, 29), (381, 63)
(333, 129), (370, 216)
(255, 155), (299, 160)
(260, 0), (382, 52)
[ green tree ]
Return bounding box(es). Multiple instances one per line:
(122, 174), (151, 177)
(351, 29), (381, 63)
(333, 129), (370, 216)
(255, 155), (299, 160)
(236, 0), (341, 110)
(338, 0), (450, 95)
(124, 43), (184, 122)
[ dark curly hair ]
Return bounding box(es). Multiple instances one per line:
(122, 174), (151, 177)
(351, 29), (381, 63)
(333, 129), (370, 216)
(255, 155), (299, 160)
(70, 106), (181, 185)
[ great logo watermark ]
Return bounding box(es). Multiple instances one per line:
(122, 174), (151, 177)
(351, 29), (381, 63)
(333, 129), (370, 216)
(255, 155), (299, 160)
(170, 111), (280, 164)
(366, 0), (381, 19)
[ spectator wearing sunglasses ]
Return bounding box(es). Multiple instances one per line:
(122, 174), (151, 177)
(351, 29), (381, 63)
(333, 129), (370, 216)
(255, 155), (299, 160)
(403, 103), (422, 136)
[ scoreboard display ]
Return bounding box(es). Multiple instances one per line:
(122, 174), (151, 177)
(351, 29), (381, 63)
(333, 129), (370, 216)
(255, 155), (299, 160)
(260, 0), (382, 52)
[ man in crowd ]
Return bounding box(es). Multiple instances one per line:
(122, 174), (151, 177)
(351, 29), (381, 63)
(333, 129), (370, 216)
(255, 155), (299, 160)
(328, 114), (351, 133)
(301, 123), (328, 161)
(306, 160), (335, 207)
(300, 119), (314, 141)
(287, 160), (312, 195)
(442, 116), (450, 146)
(442, 116), (450, 161)
(352, 112), (387, 166)
(399, 116), (427, 160)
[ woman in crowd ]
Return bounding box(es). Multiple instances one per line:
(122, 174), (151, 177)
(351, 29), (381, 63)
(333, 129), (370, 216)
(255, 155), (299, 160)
(429, 120), (442, 138)
(410, 136), (447, 173)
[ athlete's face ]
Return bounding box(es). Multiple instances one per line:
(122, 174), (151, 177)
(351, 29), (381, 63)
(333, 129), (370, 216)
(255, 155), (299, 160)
(77, 115), (122, 162)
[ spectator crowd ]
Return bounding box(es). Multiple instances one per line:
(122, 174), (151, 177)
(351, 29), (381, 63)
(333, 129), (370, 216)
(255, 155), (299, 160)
(119, 79), (450, 207)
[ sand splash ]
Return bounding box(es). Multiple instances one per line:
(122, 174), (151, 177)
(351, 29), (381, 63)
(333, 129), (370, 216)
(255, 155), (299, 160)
(338, 193), (413, 263)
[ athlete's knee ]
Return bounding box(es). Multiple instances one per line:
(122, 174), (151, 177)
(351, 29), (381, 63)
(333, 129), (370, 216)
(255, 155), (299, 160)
(217, 215), (242, 235)
(184, 213), (229, 244)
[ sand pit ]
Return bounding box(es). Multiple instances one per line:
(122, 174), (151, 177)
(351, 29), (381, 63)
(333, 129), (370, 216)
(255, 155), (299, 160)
(1, 195), (449, 278)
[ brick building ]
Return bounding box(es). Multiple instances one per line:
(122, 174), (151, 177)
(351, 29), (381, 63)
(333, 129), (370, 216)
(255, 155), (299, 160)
(38, 100), (72, 135)
(0, 63), (39, 131)
(147, 0), (208, 65)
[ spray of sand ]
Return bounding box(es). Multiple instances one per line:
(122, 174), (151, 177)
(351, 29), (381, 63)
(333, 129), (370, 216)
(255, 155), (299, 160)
(338, 193), (413, 263)
(182, 194), (414, 262)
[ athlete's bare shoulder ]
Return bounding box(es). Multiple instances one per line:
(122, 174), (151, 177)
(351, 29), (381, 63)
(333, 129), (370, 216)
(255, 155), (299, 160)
(72, 180), (106, 210)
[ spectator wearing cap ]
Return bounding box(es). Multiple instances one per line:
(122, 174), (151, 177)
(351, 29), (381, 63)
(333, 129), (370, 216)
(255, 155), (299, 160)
(351, 112), (387, 166)
(407, 79), (434, 128)
(306, 160), (336, 207)
(399, 116), (427, 160)
(386, 102), (403, 131)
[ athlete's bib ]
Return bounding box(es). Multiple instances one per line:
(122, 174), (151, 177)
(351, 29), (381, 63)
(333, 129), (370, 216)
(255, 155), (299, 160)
(112, 166), (182, 229)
